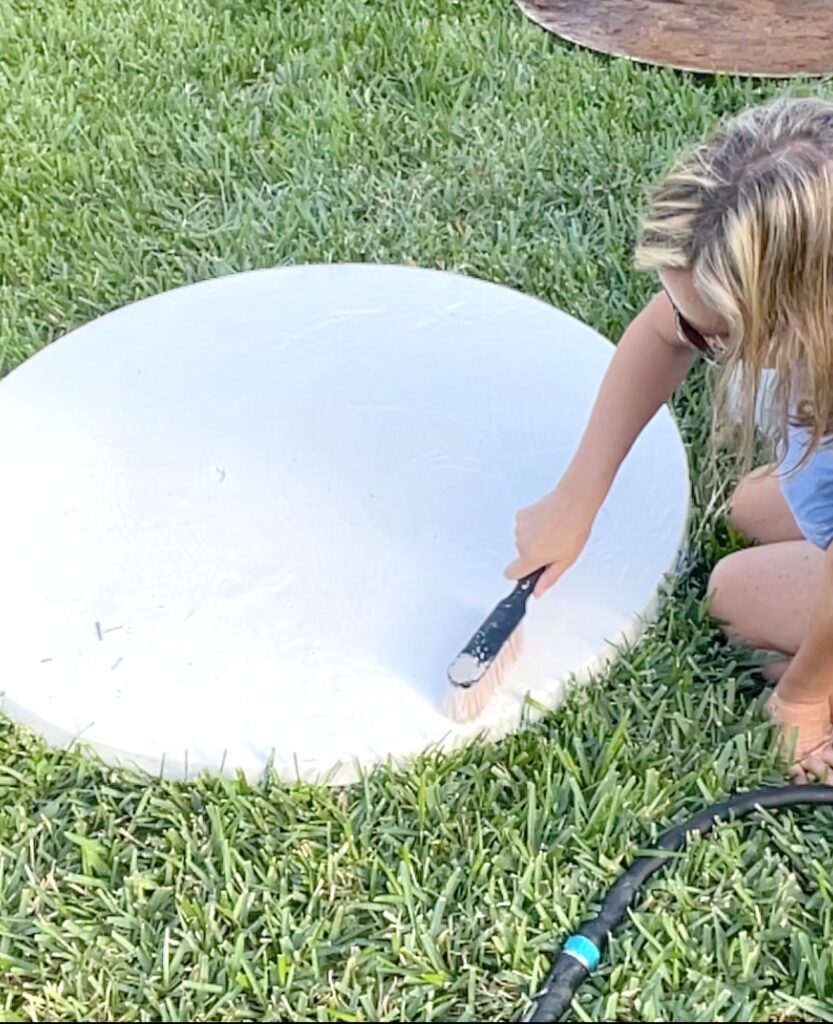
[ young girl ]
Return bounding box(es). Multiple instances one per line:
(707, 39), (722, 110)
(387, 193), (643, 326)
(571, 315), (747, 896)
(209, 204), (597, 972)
(506, 97), (833, 784)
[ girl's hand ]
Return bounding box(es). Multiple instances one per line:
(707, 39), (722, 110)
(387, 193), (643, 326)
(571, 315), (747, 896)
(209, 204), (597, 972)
(504, 484), (595, 597)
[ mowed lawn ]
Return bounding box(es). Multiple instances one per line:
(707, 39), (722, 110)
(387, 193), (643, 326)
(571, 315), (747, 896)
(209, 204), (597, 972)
(2, 1), (833, 1020)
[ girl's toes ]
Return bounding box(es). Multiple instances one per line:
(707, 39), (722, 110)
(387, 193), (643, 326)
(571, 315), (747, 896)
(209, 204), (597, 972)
(794, 746), (833, 785)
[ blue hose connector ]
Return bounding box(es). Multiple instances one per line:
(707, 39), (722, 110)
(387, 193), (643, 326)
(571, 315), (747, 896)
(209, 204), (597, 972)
(562, 934), (601, 972)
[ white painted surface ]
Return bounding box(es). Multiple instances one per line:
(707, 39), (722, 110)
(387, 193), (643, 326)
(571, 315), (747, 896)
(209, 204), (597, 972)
(0, 265), (689, 784)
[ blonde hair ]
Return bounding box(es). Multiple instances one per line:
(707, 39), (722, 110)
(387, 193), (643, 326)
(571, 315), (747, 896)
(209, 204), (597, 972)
(635, 97), (833, 470)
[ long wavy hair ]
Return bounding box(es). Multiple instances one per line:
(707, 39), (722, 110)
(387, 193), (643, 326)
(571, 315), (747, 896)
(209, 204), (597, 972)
(635, 97), (833, 470)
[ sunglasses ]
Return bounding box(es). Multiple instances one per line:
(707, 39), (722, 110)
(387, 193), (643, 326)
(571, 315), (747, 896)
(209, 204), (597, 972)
(674, 308), (719, 363)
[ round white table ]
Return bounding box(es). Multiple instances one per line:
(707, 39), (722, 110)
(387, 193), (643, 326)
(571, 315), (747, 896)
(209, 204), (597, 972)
(0, 265), (689, 783)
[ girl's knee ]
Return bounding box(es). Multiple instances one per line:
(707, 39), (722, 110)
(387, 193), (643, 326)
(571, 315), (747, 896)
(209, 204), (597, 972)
(727, 474), (755, 535)
(707, 551), (748, 636)
(727, 469), (770, 536)
(727, 467), (801, 544)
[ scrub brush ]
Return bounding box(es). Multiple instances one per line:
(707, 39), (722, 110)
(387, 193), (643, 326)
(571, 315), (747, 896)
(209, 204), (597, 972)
(445, 566), (546, 722)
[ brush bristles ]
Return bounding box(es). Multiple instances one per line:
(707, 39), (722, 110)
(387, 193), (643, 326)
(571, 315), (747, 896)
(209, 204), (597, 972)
(444, 624), (525, 723)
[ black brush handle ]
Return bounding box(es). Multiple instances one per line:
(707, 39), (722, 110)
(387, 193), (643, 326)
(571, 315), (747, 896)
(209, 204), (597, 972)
(448, 565), (550, 688)
(488, 565), (547, 631)
(464, 565), (547, 656)
(515, 565), (547, 597)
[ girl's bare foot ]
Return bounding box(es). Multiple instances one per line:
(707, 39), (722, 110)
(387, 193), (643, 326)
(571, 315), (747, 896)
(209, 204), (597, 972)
(766, 690), (833, 783)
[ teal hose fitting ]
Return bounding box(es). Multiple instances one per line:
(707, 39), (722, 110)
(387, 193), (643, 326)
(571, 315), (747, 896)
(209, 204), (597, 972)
(562, 935), (601, 972)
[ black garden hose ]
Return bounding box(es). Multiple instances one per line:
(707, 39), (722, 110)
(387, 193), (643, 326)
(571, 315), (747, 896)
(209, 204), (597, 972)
(526, 784), (833, 1022)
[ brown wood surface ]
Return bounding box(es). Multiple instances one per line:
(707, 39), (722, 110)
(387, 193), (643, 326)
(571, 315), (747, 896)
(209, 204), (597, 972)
(514, 0), (833, 77)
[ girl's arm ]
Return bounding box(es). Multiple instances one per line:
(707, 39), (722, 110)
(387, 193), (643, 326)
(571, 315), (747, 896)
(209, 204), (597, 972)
(506, 291), (698, 594)
(562, 291), (696, 513)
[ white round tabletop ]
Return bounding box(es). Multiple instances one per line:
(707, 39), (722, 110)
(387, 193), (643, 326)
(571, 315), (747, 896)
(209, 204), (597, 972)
(0, 265), (689, 783)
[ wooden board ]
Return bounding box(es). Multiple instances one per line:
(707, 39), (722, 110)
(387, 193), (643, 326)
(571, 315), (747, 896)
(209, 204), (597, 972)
(514, 0), (833, 77)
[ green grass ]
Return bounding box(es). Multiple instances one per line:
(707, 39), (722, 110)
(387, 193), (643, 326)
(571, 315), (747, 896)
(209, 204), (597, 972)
(2, 0), (833, 1019)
